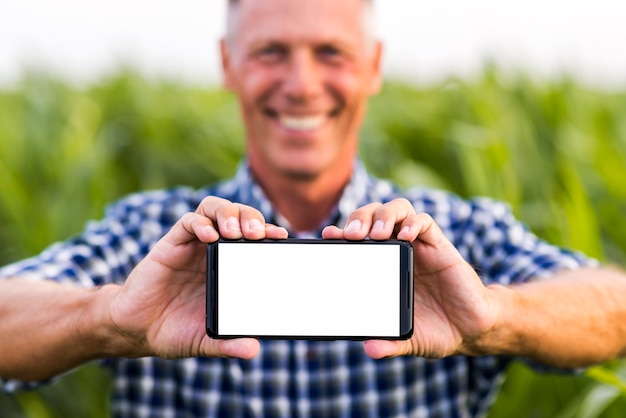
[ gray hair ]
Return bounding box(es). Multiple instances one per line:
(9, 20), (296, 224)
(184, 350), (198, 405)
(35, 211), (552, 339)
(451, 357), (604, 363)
(225, 0), (377, 52)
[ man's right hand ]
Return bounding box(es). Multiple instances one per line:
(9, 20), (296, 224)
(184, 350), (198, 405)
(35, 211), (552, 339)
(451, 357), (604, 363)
(0, 197), (287, 381)
(104, 197), (288, 360)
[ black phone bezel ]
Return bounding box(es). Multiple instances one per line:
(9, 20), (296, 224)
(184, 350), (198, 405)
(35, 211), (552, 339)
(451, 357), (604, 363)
(206, 238), (413, 340)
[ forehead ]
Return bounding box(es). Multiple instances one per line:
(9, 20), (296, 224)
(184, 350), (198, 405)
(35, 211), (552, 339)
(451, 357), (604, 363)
(230, 0), (367, 46)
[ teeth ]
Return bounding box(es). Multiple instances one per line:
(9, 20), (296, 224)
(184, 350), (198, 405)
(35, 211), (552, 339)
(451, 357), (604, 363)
(280, 115), (325, 131)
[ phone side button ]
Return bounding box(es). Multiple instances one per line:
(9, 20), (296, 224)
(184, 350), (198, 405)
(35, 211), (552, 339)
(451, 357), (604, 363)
(406, 271), (411, 308)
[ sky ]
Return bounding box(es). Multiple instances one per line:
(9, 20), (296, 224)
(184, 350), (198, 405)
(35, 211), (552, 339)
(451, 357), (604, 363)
(1, 0), (625, 88)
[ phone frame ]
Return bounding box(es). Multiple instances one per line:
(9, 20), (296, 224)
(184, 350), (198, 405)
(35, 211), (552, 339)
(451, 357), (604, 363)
(206, 238), (414, 340)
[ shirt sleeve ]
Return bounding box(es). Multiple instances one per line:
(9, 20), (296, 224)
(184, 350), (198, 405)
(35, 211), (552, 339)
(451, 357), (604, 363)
(411, 190), (600, 375)
(409, 189), (598, 286)
(0, 188), (197, 286)
(0, 188), (198, 393)
(465, 197), (598, 285)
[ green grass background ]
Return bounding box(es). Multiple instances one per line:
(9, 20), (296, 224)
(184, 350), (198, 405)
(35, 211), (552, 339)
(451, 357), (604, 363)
(1, 66), (625, 417)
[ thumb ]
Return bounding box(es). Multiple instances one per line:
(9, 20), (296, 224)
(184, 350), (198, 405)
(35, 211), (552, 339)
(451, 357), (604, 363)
(363, 339), (412, 359)
(199, 337), (261, 359)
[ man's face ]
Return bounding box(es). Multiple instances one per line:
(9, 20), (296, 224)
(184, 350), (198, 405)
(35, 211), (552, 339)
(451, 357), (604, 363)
(221, 0), (382, 181)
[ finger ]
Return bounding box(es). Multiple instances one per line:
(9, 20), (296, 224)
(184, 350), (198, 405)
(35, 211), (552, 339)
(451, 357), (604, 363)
(397, 213), (448, 248)
(234, 205), (290, 240)
(265, 224), (289, 239)
(164, 212), (220, 246)
(195, 198), (276, 240)
(198, 336), (261, 359)
(368, 198), (416, 240)
(342, 202), (383, 240)
(363, 339), (411, 359)
(195, 197), (243, 239)
(321, 225), (344, 239)
(234, 203), (268, 240)
(216, 338), (261, 359)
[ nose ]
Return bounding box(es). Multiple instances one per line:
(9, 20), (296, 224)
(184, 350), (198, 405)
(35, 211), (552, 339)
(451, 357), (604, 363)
(283, 50), (323, 102)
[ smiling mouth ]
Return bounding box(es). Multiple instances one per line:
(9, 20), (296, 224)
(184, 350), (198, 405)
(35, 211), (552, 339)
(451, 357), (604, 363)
(279, 115), (326, 131)
(264, 108), (330, 132)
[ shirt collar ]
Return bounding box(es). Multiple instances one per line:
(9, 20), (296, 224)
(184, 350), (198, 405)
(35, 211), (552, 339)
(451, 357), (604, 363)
(224, 159), (380, 238)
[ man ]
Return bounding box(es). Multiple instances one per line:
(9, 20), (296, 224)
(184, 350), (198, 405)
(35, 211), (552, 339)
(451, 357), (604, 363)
(1, 0), (626, 416)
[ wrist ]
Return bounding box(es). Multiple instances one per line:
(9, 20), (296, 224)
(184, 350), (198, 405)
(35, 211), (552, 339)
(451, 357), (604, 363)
(459, 283), (521, 357)
(85, 284), (149, 359)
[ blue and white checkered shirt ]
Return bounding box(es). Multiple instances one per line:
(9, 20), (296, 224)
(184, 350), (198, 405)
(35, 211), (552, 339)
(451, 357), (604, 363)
(0, 161), (594, 417)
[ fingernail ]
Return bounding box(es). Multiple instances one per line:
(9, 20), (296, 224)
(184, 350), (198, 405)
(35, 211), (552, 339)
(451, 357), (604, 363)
(248, 218), (263, 231)
(345, 219), (362, 233)
(226, 217), (240, 231)
(372, 220), (385, 234)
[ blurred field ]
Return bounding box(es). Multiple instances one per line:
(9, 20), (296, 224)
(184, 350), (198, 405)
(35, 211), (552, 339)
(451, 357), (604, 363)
(1, 67), (625, 417)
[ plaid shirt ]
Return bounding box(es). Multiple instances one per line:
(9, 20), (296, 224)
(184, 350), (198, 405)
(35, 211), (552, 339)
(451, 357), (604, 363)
(1, 161), (594, 418)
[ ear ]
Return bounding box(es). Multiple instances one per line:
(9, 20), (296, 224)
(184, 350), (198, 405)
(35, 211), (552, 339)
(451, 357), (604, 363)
(368, 41), (384, 95)
(220, 38), (235, 90)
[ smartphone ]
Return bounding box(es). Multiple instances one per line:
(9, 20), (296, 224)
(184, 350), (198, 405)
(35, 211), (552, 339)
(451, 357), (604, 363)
(206, 238), (413, 340)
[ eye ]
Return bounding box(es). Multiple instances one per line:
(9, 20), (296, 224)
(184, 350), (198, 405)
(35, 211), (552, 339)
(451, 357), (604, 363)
(317, 45), (341, 59)
(256, 44), (286, 62)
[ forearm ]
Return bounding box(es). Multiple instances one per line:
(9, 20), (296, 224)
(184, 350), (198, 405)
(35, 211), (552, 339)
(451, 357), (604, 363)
(467, 267), (626, 368)
(0, 278), (125, 381)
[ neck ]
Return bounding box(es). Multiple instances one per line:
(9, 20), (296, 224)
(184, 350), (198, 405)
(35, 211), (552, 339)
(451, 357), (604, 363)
(250, 163), (353, 233)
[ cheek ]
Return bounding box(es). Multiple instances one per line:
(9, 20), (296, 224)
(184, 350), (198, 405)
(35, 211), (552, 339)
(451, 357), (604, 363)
(326, 69), (372, 109)
(235, 65), (282, 105)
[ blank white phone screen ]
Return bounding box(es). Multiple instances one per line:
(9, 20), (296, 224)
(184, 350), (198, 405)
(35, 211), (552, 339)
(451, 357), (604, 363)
(218, 242), (400, 337)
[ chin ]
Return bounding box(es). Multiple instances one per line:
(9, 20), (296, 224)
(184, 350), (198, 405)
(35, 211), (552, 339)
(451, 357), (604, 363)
(271, 153), (324, 177)
(279, 166), (321, 182)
